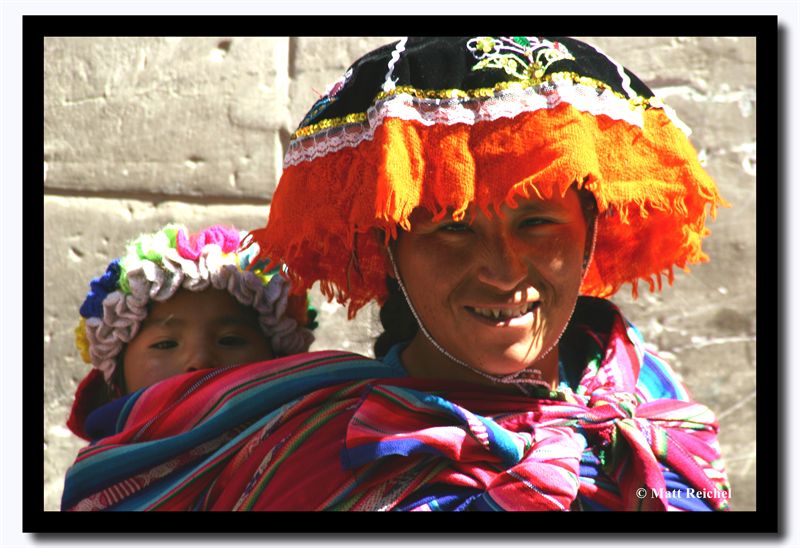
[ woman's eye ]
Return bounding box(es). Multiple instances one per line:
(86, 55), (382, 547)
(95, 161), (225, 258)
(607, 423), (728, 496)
(150, 340), (177, 350)
(439, 222), (470, 233)
(520, 217), (553, 228)
(219, 335), (248, 347)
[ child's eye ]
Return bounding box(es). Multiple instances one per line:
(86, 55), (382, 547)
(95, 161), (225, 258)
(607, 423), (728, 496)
(150, 340), (177, 350)
(219, 335), (248, 347)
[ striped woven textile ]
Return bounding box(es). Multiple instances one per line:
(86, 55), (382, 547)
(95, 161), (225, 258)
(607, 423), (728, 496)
(61, 302), (730, 512)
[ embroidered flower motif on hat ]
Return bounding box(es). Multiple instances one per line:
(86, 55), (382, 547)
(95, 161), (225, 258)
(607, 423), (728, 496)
(327, 67), (353, 99)
(299, 67), (354, 129)
(467, 36), (575, 81)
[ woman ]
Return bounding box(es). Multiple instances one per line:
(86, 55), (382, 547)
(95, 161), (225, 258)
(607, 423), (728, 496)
(62, 36), (729, 512)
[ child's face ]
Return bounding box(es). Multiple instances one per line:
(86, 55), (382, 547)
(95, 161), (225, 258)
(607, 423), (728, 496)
(121, 288), (274, 393)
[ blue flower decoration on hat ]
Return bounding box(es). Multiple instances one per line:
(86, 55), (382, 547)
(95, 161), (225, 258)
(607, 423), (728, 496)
(78, 259), (121, 319)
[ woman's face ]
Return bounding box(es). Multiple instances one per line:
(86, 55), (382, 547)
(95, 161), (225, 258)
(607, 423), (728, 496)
(121, 288), (274, 393)
(393, 188), (589, 379)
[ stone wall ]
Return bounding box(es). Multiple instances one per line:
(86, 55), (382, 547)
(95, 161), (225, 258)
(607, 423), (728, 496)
(43, 36), (756, 511)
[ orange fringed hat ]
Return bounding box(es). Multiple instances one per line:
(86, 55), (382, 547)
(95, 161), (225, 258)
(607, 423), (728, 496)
(249, 36), (726, 318)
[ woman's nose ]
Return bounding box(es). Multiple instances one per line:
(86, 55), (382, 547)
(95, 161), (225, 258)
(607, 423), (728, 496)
(475, 234), (528, 292)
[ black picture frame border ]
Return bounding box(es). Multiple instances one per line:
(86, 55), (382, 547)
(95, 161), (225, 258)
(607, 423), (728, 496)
(27, 13), (779, 537)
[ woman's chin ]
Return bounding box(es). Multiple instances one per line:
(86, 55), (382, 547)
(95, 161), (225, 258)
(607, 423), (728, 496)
(468, 343), (552, 377)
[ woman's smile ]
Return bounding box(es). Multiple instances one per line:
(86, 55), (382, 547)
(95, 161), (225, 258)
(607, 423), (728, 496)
(463, 286), (542, 325)
(465, 301), (540, 325)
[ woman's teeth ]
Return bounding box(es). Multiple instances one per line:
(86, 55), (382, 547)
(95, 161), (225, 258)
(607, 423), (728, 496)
(471, 303), (536, 320)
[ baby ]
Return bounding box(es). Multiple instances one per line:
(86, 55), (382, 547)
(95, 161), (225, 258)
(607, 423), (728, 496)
(67, 223), (316, 440)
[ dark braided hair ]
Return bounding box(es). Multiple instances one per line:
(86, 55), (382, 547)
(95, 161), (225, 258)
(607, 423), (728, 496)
(372, 186), (598, 359)
(373, 276), (418, 358)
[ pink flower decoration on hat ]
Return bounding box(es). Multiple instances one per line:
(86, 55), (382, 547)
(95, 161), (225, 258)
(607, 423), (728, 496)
(176, 225), (241, 260)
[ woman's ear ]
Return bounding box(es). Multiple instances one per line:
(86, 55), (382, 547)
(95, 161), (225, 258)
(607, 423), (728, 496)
(577, 187), (598, 271)
(371, 229), (397, 279)
(385, 252), (397, 280)
(582, 220), (596, 272)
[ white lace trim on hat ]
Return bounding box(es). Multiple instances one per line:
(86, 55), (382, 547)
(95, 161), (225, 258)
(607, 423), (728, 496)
(284, 76), (690, 168)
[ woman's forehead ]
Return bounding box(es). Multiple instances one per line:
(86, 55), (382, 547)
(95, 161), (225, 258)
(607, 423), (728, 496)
(408, 189), (583, 225)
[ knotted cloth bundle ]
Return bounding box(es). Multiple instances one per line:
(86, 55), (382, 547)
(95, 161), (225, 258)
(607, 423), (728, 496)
(61, 300), (729, 512)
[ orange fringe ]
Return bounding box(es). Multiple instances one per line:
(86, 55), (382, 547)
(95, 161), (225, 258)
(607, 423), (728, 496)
(249, 102), (728, 318)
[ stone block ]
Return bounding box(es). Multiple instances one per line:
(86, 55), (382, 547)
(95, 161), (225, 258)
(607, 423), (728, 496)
(716, 394), (757, 511)
(677, 342), (757, 511)
(44, 37), (290, 198)
(582, 36), (756, 92)
(308, 286), (381, 359)
(291, 36), (402, 74)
